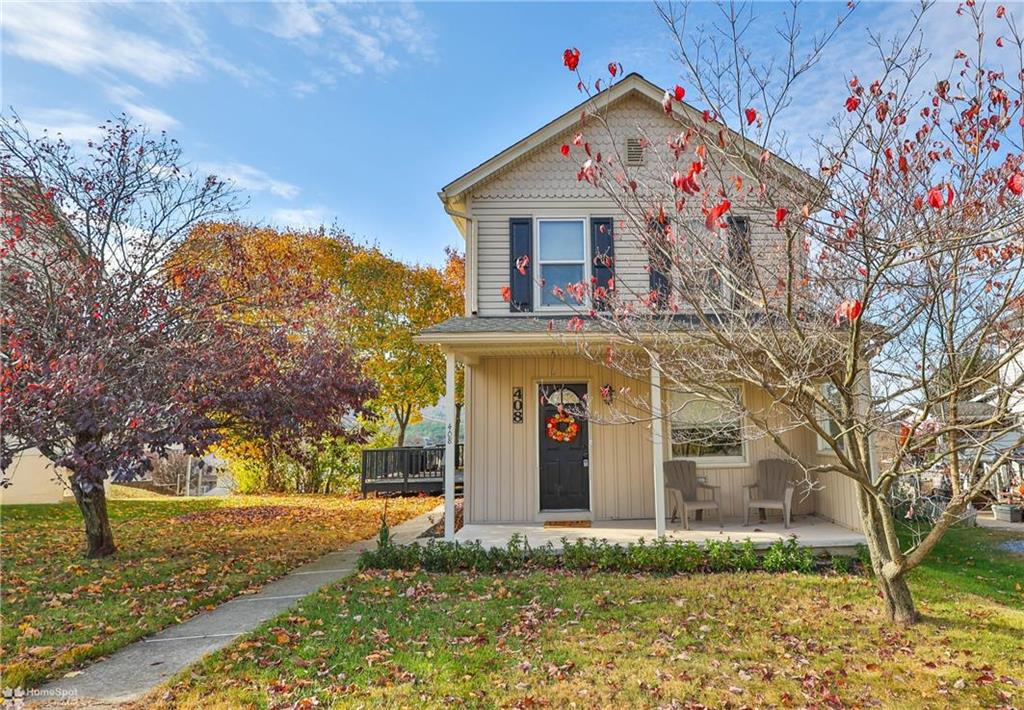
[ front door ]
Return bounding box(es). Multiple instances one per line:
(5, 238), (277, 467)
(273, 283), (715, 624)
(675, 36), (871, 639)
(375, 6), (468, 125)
(539, 383), (589, 510)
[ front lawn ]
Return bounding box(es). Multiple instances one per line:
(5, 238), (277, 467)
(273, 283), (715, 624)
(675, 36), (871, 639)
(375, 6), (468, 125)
(0, 494), (439, 688)
(152, 526), (1023, 709)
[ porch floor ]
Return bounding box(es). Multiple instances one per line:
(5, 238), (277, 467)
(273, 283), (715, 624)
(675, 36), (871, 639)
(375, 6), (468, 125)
(455, 514), (864, 552)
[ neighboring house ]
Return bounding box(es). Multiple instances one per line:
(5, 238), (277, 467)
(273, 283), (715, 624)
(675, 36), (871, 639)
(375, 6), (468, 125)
(0, 449), (66, 505)
(417, 74), (862, 538)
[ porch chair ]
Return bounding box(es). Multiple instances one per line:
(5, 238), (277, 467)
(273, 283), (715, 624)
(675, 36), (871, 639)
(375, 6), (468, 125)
(743, 458), (796, 528)
(664, 459), (721, 530)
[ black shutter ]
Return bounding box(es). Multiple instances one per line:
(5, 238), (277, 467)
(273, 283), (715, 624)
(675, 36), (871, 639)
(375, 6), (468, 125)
(509, 218), (533, 312)
(591, 217), (614, 309)
(648, 219), (669, 306)
(726, 216), (751, 308)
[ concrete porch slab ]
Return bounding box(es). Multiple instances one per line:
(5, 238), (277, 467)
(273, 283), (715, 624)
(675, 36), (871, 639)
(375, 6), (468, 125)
(455, 514), (865, 553)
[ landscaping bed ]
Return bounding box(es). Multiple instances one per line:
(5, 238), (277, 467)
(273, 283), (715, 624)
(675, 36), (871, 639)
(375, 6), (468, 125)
(366, 530), (862, 575)
(0, 494), (439, 688)
(146, 526), (1023, 709)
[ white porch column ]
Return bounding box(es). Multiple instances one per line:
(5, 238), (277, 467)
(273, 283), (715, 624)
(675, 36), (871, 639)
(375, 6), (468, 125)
(444, 351), (457, 541)
(650, 355), (666, 536)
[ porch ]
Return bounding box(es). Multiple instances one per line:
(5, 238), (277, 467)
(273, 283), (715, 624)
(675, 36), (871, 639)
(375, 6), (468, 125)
(455, 514), (865, 553)
(415, 329), (867, 541)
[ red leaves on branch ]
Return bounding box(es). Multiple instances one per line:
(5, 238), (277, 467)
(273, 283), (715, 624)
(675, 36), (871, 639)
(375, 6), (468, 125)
(744, 108), (757, 125)
(774, 207), (789, 229)
(563, 48), (580, 71)
(515, 255), (530, 276)
(927, 184), (954, 209)
(501, 285), (511, 303)
(577, 159), (598, 184)
(662, 91), (673, 114)
(845, 96), (861, 112)
(1008, 172), (1024, 196)
(704, 200), (731, 231)
(608, 62), (621, 77)
(996, 5), (1005, 18)
(833, 299), (863, 325)
(673, 85), (685, 101)
(560, 144), (570, 157)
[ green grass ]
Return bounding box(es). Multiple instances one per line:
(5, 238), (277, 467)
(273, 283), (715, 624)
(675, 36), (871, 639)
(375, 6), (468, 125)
(0, 494), (439, 688)
(151, 526), (1024, 709)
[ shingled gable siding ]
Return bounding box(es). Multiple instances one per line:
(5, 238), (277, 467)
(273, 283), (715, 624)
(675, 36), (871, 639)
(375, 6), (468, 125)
(469, 94), (795, 317)
(463, 356), (840, 525)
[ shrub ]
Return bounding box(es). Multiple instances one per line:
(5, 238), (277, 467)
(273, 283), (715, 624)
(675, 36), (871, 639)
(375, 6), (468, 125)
(359, 532), (850, 576)
(830, 554), (855, 574)
(762, 538), (817, 573)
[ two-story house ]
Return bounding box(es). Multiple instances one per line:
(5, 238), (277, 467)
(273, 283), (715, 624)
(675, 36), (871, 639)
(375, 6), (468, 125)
(418, 74), (863, 544)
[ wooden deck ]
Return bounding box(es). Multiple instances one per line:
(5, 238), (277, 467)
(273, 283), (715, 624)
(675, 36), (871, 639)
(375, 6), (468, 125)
(455, 514), (865, 553)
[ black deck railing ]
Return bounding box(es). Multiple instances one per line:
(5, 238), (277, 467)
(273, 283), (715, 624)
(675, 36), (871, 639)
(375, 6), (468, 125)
(361, 445), (464, 495)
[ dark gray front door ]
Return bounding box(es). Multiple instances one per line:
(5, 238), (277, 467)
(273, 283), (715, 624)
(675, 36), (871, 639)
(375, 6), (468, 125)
(539, 384), (589, 510)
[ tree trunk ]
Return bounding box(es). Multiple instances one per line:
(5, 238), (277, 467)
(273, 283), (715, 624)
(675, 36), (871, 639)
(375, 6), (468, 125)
(877, 572), (917, 625)
(856, 488), (919, 624)
(70, 475), (116, 559)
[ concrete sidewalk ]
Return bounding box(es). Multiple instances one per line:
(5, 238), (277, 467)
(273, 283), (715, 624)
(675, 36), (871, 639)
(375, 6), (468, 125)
(35, 507), (440, 708)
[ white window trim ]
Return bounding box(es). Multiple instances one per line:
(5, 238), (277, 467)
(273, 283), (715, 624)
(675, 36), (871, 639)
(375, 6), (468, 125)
(534, 217), (590, 312)
(815, 383), (844, 456)
(667, 386), (748, 466)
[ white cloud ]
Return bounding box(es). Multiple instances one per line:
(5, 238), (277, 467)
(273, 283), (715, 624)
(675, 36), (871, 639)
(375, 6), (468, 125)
(269, 206), (331, 228)
(248, 2), (436, 91)
(2, 3), (200, 85)
(269, 2), (322, 40)
(198, 161), (299, 200)
(20, 109), (104, 144)
(106, 86), (180, 132)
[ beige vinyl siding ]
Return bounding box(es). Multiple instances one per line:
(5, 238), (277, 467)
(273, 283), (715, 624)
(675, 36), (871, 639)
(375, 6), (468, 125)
(474, 200), (650, 316)
(0, 449), (67, 505)
(813, 458), (862, 530)
(464, 355), (841, 525)
(464, 355), (653, 523)
(467, 94), (799, 317)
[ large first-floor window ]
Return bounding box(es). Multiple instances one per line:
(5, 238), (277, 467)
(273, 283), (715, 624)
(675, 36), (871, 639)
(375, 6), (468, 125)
(816, 382), (846, 453)
(537, 218), (586, 308)
(669, 388), (745, 462)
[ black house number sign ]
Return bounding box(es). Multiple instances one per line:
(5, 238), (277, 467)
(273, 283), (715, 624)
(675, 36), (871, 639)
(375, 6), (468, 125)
(512, 387), (524, 424)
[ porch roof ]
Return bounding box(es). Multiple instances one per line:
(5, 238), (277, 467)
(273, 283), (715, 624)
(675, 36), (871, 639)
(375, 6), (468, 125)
(417, 314), (712, 346)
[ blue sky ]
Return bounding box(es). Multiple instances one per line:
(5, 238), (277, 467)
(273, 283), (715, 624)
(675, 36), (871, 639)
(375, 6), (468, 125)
(0, 1), (992, 266)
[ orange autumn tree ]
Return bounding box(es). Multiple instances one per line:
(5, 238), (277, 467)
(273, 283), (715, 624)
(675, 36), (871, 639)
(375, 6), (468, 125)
(171, 223), (361, 490)
(441, 247), (467, 444)
(172, 222), (354, 328)
(342, 245), (464, 445)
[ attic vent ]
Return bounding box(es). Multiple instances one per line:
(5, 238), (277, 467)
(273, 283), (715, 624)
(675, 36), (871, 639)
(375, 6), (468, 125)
(625, 137), (645, 166)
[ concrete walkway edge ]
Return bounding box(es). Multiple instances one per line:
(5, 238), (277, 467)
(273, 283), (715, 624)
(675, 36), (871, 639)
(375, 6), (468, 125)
(35, 505), (442, 708)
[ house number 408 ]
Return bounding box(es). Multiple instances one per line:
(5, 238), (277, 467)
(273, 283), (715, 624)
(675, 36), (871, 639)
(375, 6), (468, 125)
(512, 387), (523, 424)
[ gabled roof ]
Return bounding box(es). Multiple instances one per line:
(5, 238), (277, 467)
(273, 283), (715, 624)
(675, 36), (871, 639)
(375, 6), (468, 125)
(438, 73), (822, 219)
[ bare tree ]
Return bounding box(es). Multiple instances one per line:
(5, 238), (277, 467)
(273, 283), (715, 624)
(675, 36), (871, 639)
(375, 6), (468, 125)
(548, 1), (1024, 623)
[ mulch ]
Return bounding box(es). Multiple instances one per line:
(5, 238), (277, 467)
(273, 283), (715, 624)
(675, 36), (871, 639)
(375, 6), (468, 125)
(419, 500), (464, 538)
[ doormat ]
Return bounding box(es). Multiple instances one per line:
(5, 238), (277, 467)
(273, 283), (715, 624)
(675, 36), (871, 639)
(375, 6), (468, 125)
(544, 520), (592, 528)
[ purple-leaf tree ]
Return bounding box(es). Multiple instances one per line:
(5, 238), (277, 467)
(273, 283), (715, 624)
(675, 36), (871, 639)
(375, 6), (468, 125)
(1, 116), (376, 558)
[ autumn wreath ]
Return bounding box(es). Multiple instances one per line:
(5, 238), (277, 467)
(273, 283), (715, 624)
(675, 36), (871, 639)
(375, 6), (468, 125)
(546, 412), (580, 443)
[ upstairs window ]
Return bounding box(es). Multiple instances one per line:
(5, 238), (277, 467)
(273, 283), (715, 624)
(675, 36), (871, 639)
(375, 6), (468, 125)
(537, 219), (586, 308)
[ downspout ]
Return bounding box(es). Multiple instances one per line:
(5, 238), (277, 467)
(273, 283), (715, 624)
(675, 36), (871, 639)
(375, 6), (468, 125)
(441, 195), (477, 316)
